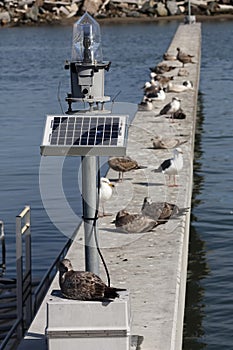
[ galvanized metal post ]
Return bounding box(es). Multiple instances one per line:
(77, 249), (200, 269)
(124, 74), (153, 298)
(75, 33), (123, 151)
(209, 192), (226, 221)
(188, 0), (191, 23)
(16, 206), (32, 340)
(82, 156), (99, 275)
(0, 221), (6, 270)
(16, 214), (23, 339)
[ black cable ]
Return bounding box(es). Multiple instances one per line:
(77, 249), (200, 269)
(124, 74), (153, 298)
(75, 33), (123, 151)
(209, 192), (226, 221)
(57, 81), (65, 115)
(93, 157), (111, 287)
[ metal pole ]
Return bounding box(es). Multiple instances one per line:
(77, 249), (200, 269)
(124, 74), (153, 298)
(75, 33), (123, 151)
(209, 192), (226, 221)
(0, 221), (6, 270)
(16, 215), (23, 340)
(82, 156), (99, 275)
(188, 0), (191, 23)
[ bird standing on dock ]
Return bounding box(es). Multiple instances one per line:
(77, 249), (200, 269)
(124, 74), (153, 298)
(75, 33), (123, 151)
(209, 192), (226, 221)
(108, 156), (146, 182)
(157, 97), (181, 122)
(99, 177), (115, 217)
(113, 210), (159, 233)
(176, 48), (195, 67)
(57, 259), (126, 301)
(152, 148), (184, 187)
(141, 197), (189, 223)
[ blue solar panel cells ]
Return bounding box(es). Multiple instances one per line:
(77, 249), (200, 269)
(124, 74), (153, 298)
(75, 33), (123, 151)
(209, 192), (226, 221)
(49, 116), (120, 147)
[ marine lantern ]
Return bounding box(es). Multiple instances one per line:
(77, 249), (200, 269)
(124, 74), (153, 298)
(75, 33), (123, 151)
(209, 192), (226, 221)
(65, 12), (111, 112)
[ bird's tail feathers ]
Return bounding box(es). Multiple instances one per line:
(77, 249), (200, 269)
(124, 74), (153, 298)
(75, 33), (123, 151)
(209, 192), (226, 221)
(152, 167), (161, 173)
(105, 287), (127, 299)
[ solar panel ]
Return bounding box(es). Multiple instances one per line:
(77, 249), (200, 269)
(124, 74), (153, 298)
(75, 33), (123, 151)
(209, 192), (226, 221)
(40, 115), (128, 156)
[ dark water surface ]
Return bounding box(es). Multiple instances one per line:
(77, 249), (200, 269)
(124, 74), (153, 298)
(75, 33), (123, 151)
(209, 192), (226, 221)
(0, 20), (233, 349)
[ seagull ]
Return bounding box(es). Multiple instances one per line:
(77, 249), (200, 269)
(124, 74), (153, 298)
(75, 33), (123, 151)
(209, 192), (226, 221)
(183, 80), (193, 89)
(151, 136), (188, 149)
(141, 197), (189, 223)
(173, 108), (186, 120)
(178, 68), (189, 77)
(166, 81), (193, 93)
(152, 147), (184, 187)
(113, 210), (159, 233)
(150, 63), (176, 75)
(57, 259), (126, 301)
(176, 48), (195, 67)
(138, 96), (153, 111)
(151, 73), (174, 89)
(108, 156), (146, 182)
(157, 97), (181, 122)
(163, 52), (177, 61)
(99, 177), (115, 217)
(149, 88), (166, 101)
(143, 80), (159, 96)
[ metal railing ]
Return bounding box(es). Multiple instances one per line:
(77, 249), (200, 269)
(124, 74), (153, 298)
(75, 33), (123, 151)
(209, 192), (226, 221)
(0, 207), (77, 350)
(0, 221), (6, 273)
(16, 206), (32, 338)
(0, 206), (32, 350)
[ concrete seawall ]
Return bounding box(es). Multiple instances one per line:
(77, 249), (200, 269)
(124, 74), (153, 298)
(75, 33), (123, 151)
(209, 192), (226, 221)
(18, 22), (201, 350)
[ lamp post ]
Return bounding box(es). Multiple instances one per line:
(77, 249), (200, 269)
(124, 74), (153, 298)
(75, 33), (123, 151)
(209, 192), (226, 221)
(40, 13), (128, 276)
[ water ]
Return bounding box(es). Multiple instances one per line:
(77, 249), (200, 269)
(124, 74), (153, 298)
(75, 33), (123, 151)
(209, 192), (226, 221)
(0, 19), (233, 349)
(183, 21), (233, 349)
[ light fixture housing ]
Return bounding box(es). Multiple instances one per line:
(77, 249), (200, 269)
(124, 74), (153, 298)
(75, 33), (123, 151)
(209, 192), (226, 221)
(65, 12), (111, 112)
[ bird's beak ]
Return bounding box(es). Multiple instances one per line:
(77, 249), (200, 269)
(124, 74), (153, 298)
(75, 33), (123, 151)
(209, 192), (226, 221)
(109, 183), (115, 188)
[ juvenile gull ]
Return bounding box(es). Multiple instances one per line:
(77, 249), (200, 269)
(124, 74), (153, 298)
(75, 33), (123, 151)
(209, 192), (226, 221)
(108, 156), (146, 182)
(141, 197), (189, 224)
(150, 63), (176, 75)
(152, 147), (183, 187)
(176, 47), (195, 67)
(151, 136), (188, 149)
(151, 73), (174, 89)
(57, 259), (126, 301)
(113, 210), (159, 233)
(99, 177), (115, 217)
(163, 52), (177, 61)
(143, 81), (159, 97)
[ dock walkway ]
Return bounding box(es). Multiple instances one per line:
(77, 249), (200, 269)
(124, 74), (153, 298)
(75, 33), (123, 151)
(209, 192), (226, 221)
(18, 22), (201, 350)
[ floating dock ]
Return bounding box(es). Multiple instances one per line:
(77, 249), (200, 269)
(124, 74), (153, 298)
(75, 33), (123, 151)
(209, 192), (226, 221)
(18, 22), (201, 350)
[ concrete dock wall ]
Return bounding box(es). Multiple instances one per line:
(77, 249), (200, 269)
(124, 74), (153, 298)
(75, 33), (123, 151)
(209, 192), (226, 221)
(18, 22), (201, 350)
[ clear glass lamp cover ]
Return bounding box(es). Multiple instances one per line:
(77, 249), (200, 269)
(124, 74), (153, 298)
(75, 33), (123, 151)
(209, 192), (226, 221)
(71, 12), (103, 64)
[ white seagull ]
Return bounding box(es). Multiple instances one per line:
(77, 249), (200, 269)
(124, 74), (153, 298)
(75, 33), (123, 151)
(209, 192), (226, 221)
(99, 177), (115, 216)
(157, 97), (181, 122)
(152, 148), (184, 187)
(166, 81), (193, 93)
